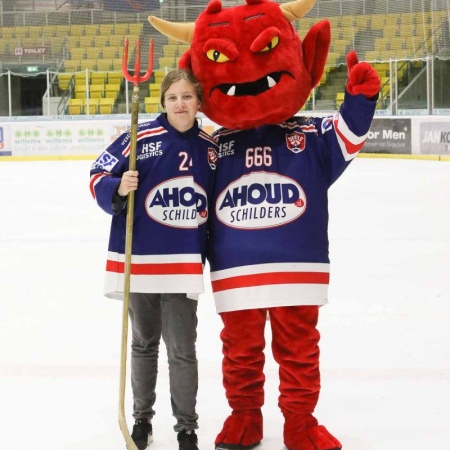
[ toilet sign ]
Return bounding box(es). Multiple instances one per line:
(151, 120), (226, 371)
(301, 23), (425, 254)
(15, 47), (47, 56)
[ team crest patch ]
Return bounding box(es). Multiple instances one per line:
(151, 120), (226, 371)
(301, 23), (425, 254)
(208, 147), (218, 170)
(322, 116), (334, 133)
(286, 132), (306, 153)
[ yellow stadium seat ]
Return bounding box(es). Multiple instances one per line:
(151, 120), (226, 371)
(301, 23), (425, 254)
(355, 15), (370, 29)
(67, 35), (81, 48)
(75, 69), (90, 80)
(163, 44), (178, 57)
(108, 35), (126, 47)
(335, 92), (345, 107)
(97, 59), (112, 71)
(16, 25), (29, 37)
(20, 37), (38, 47)
(79, 35), (94, 48)
(58, 73), (73, 91)
(153, 70), (166, 83)
(102, 47), (119, 59)
(104, 83), (121, 98)
(149, 83), (161, 96)
(81, 59), (97, 70)
(373, 63), (391, 77)
(150, 88), (161, 100)
(369, 14), (386, 30)
(69, 25), (85, 36)
(364, 50), (382, 61)
(86, 46), (101, 59)
(167, 38), (178, 46)
(70, 47), (86, 59)
(111, 58), (123, 70)
(83, 98), (99, 114)
(114, 23), (130, 35)
(128, 23), (143, 35)
(42, 25), (57, 37)
(91, 72), (107, 85)
(331, 39), (349, 55)
(84, 24), (99, 36)
(68, 98), (83, 115)
(99, 24), (115, 35)
(341, 15), (356, 28)
(107, 72), (123, 84)
(90, 84), (104, 99)
(327, 51), (340, 66)
(144, 97), (161, 114)
(55, 25), (70, 36)
(99, 97), (115, 114)
(93, 35), (109, 47)
(74, 84), (88, 99)
(25, 26), (41, 38)
(158, 56), (175, 70)
(64, 59), (80, 72)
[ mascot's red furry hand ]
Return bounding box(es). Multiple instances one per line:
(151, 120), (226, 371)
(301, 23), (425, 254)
(346, 50), (381, 98)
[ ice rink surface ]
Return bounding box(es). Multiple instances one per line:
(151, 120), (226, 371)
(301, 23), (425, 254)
(0, 157), (449, 450)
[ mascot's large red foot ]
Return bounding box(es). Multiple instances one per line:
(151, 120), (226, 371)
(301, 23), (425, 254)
(284, 414), (342, 450)
(215, 410), (263, 449)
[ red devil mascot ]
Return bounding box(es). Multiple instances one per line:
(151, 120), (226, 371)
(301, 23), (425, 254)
(150, 1), (380, 449)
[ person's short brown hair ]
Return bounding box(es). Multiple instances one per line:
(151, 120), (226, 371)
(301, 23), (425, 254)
(160, 69), (203, 109)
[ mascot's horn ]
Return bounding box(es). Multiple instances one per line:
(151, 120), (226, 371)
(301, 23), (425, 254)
(280, 0), (316, 21)
(148, 0), (316, 44)
(148, 16), (194, 44)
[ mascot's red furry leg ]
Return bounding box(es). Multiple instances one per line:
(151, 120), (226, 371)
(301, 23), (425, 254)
(216, 306), (341, 450)
(269, 306), (341, 450)
(215, 309), (266, 449)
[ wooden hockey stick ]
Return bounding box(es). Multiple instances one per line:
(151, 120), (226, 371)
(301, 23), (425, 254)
(118, 38), (154, 450)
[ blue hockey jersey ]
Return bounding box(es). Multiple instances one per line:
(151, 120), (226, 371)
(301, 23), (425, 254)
(207, 92), (376, 312)
(90, 113), (218, 299)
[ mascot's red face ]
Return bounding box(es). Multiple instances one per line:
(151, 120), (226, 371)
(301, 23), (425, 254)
(150, 0), (331, 130)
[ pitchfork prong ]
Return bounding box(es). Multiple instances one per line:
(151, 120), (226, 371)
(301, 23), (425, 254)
(122, 38), (154, 87)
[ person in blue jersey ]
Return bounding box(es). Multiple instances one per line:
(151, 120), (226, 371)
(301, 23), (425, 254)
(90, 69), (218, 450)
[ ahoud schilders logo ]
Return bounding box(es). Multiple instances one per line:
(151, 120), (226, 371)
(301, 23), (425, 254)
(145, 177), (208, 228)
(216, 172), (307, 229)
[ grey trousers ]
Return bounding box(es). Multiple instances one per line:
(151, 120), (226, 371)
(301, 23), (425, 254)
(129, 293), (199, 432)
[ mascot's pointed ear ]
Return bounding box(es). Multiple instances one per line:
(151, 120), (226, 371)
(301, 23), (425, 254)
(302, 20), (331, 88)
(178, 51), (192, 71)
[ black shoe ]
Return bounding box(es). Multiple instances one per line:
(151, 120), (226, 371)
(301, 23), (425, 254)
(177, 429), (199, 450)
(131, 418), (153, 450)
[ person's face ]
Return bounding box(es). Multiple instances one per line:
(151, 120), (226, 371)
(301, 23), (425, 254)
(163, 79), (200, 133)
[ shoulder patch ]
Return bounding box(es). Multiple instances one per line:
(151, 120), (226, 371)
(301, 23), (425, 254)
(92, 150), (119, 171)
(321, 116), (334, 134)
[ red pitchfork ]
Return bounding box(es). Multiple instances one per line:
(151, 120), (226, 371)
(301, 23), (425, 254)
(118, 38), (154, 450)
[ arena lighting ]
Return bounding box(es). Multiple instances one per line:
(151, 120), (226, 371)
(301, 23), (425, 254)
(26, 66), (39, 73)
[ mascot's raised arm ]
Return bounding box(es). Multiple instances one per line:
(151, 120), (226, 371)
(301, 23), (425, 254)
(151, 1), (380, 450)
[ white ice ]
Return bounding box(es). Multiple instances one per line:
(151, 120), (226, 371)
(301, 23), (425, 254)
(0, 158), (449, 450)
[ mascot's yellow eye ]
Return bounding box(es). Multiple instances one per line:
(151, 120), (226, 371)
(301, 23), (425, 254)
(260, 36), (279, 52)
(206, 49), (230, 63)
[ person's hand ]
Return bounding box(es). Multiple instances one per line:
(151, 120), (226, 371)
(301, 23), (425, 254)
(118, 170), (139, 196)
(346, 50), (381, 98)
